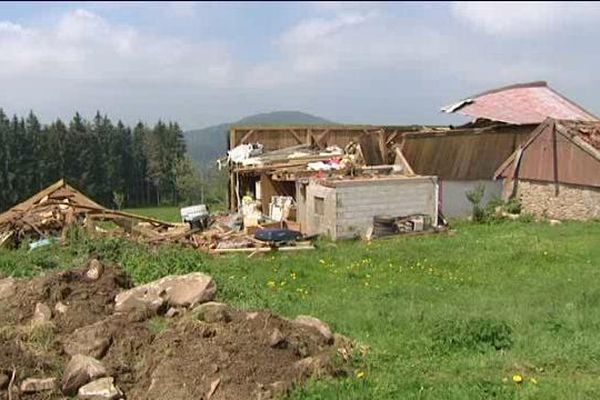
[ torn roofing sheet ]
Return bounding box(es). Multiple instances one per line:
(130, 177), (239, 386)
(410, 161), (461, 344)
(441, 81), (598, 125)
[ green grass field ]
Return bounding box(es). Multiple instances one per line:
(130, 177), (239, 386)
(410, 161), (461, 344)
(123, 206), (182, 222)
(1, 217), (599, 399)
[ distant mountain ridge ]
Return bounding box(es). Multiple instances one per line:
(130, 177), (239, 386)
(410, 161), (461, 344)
(184, 111), (333, 166)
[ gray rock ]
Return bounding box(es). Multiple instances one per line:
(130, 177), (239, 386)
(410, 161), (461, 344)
(77, 377), (122, 400)
(0, 277), (15, 300)
(62, 355), (107, 396)
(20, 377), (57, 393)
(114, 272), (216, 314)
(293, 315), (333, 344)
(64, 320), (113, 359)
(269, 328), (287, 349)
(192, 302), (231, 323)
(86, 259), (105, 281)
(32, 302), (52, 324)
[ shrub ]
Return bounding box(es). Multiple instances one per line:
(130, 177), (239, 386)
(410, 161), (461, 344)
(466, 184), (486, 223)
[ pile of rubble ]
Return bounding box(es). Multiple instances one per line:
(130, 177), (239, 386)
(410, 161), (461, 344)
(0, 259), (357, 399)
(0, 180), (313, 254)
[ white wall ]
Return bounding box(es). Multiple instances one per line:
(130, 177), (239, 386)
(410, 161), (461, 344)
(439, 180), (502, 218)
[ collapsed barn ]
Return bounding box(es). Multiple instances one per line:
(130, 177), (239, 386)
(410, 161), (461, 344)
(226, 81), (600, 231)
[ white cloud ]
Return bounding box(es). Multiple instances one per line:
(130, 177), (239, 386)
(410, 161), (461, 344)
(0, 9), (233, 85)
(452, 1), (600, 36)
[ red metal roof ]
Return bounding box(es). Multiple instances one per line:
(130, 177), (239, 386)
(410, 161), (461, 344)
(442, 81), (598, 125)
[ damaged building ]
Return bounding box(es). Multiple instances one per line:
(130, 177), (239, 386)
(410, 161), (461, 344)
(495, 119), (600, 220)
(224, 81), (599, 238)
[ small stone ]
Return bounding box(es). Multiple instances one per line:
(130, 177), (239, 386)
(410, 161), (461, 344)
(55, 302), (68, 314)
(165, 307), (181, 318)
(86, 259), (104, 281)
(0, 277), (16, 300)
(32, 302), (52, 324)
(0, 373), (9, 390)
(246, 312), (259, 320)
(20, 377), (57, 393)
(293, 315), (334, 344)
(78, 377), (123, 400)
(62, 354), (107, 396)
(192, 302), (231, 323)
(269, 328), (287, 349)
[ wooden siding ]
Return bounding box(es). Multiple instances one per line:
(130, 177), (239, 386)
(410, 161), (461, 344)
(401, 125), (533, 180)
(515, 123), (600, 187)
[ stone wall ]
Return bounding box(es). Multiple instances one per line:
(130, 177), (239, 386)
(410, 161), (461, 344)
(518, 180), (600, 220)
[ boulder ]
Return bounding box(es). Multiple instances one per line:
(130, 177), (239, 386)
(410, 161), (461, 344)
(192, 302), (231, 323)
(0, 277), (15, 300)
(78, 377), (123, 400)
(32, 302), (52, 324)
(62, 355), (107, 396)
(64, 320), (113, 359)
(20, 377), (57, 393)
(114, 272), (216, 314)
(293, 316), (333, 344)
(86, 259), (105, 281)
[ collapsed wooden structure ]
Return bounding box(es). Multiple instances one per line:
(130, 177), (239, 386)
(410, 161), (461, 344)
(0, 180), (313, 253)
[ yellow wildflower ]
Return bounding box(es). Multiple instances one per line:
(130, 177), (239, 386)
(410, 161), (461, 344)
(512, 374), (523, 384)
(355, 371), (365, 379)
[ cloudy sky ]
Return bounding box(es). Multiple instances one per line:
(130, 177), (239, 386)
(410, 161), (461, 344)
(1, 1), (599, 129)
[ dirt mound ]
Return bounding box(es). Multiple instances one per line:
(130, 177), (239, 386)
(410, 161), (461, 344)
(0, 260), (354, 400)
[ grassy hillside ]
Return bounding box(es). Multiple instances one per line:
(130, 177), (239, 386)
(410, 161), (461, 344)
(1, 219), (599, 399)
(184, 111), (333, 166)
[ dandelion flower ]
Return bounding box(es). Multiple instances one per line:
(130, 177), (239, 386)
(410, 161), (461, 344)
(512, 374), (523, 384)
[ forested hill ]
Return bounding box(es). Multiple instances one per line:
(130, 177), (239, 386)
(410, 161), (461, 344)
(184, 111), (333, 166)
(0, 110), (187, 211)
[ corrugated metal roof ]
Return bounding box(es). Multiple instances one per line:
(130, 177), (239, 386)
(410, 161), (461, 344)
(441, 81), (598, 125)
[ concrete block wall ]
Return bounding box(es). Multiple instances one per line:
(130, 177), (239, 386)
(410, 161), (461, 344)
(518, 180), (600, 220)
(334, 178), (437, 239)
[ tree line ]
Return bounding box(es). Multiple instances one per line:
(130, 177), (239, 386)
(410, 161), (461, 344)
(0, 109), (198, 211)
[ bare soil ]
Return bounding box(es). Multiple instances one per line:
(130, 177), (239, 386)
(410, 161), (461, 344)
(0, 262), (352, 400)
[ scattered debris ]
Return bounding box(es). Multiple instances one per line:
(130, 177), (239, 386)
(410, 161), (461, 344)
(0, 179), (315, 255)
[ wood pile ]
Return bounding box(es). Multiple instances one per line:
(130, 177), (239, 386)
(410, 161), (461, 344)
(0, 180), (314, 254)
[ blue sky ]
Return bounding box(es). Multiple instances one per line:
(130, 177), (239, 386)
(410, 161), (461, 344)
(0, 1), (599, 129)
